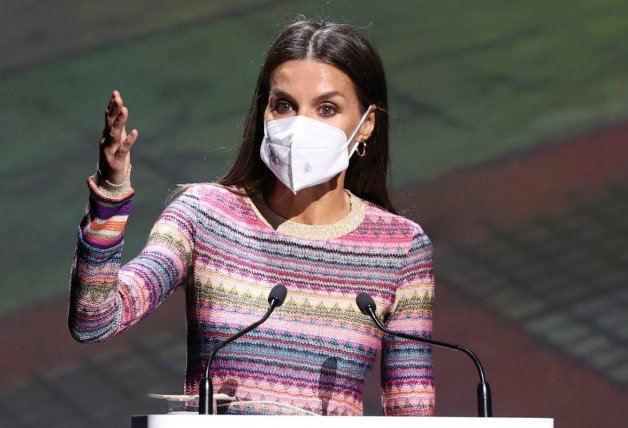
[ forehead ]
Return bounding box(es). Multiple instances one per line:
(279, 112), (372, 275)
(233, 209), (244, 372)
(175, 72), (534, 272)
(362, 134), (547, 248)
(269, 59), (357, 99)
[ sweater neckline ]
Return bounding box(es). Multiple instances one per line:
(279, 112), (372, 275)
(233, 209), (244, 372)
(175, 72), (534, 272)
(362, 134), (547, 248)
(247, 191), (365, 240)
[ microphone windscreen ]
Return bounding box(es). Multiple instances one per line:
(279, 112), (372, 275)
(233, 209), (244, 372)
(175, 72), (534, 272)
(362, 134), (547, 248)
(356, 292), (377, 315)
(268, 284), (288, 307)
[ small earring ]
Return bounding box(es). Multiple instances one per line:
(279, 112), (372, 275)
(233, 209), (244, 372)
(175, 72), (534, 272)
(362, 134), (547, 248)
(356, 140), (367, 157)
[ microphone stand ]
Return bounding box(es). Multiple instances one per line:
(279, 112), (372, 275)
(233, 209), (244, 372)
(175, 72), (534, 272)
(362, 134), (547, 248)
(357, 293), (492, 417)
(199, 285), (287, 414)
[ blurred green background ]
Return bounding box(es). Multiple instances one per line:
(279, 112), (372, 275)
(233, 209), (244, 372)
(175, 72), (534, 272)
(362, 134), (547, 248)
(2, 0), (628, 313)
(2, 1), (627, 426)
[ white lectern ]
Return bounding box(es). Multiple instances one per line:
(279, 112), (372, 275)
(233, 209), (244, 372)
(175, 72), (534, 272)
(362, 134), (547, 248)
(132, 415), (554, 428)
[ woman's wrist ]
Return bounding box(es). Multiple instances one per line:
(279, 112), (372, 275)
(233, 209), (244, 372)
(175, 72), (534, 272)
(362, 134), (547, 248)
(91, 164), (133, 199)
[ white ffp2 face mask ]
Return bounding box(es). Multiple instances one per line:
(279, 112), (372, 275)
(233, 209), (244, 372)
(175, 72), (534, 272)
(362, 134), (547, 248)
(260, 108), (371, 194)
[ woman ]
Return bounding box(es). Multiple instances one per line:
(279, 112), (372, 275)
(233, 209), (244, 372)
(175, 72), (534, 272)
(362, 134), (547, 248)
(69, 19), (435, 416)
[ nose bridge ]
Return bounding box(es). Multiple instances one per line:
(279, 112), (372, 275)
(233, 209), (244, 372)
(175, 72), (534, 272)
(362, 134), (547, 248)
(292, 90), (318, 119)
(294, 103), (317, 119)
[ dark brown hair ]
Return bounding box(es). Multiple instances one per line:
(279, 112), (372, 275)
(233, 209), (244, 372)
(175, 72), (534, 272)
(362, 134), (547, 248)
(219, 18), (396, 213)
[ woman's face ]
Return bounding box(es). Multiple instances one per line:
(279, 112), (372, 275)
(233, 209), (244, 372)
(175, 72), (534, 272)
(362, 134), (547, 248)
(264, 59), (374, 142)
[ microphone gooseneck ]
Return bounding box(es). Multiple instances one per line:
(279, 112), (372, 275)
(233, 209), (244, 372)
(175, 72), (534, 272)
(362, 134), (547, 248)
(199, 284), (288, 414)
(356, 292), (492, 417)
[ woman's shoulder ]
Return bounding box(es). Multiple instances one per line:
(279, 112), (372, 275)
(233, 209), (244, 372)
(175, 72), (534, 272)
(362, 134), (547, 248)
(169, 182), (246, 203)
(168, 182), (253, 220)
(359, 197), (430, 243)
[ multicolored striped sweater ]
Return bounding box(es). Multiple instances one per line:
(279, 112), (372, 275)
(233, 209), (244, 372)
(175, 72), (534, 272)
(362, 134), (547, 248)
(69, 176), (435, 416)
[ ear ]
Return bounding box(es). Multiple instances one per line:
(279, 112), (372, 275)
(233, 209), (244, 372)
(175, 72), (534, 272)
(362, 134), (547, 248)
(356, 104), (377, 141)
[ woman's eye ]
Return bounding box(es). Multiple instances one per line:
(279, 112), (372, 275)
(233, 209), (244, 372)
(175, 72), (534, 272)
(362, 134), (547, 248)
(318, 104), (337, 117)
(275, 100), (293, 114)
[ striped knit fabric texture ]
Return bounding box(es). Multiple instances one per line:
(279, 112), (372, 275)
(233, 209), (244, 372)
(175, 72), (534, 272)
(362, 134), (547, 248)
(69, 179), (435, 416)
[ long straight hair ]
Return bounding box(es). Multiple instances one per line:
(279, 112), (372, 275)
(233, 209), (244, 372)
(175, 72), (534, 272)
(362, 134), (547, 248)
(219, 19), (396, 213)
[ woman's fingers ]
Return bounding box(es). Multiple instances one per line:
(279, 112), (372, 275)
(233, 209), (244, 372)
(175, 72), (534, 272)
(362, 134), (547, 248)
(115, 129), (139, 160)
(105, 91), (121, 129)
(102, 91), (127, 145)
(110, 106), (128, 141)
(98, 90), (139, 184)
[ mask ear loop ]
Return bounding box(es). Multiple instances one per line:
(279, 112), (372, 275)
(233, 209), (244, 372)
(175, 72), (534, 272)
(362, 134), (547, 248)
(347, 106), (373, 157)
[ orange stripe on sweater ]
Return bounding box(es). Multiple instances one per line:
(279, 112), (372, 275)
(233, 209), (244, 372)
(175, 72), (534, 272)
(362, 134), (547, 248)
(89, 220), (126, 232)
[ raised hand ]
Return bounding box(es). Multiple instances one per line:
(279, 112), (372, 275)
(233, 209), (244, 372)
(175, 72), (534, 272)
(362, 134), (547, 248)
(98, 90), (139, 184)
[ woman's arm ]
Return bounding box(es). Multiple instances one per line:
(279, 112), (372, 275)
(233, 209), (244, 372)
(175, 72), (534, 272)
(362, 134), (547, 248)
(68, 90), (196, 343)
(381, 228), (436, 416)
(68, 180), (197, 343)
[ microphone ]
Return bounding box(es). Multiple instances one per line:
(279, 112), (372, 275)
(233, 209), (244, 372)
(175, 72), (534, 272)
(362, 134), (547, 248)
(198, 284), (288, 414)
(356, 292), (492, 417)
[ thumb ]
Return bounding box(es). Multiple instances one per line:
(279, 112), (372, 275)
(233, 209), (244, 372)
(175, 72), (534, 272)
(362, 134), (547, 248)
(116, 129), (139, 159)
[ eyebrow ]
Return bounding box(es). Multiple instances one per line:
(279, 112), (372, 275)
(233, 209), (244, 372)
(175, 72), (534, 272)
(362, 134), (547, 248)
(270, 89), (347, 103)
(313, 91), (346, 103)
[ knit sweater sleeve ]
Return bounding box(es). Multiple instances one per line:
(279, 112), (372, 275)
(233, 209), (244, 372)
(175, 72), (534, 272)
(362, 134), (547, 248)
(68, 177), (196, 343)
(381, 227), (436, 416)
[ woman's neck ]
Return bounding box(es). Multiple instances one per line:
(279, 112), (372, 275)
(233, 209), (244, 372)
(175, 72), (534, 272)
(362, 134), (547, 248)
(264, 175), (350, 225)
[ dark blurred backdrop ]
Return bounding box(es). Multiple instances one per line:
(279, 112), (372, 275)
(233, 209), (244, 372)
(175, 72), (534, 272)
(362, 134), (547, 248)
(1, 1), (627, 427)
